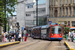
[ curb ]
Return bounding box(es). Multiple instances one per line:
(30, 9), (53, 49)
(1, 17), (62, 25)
(64, 41), (75, 50)
(0, 41), (20, 47)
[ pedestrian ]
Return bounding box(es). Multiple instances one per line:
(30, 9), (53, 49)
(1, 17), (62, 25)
(11, 33), (14, 42)
(70, 30), (74, 42)
(73, 31), (75, 42)
(24, 33), (28, 41)
(14, 30), (19, 41)
(2, 32), (5, 42)
(8, 33), (11, 42)
(68, 30), (71, 41)
(5, 32), (8, 42)
(18, 33), (21, 41)
(22, 32), (24, 42)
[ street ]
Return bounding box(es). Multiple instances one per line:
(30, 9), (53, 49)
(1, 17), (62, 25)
(1, 37), (66, 50)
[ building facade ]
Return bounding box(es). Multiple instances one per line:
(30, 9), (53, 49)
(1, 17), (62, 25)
(9, 15), (17, 33)
(17, 0), (49, 33)
(49, 0), (75, 26)
(34, 0), (49, 26)
(17, 0), (25, 32)
(25, 0), (36, 31)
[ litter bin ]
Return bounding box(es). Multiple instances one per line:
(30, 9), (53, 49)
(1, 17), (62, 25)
(66, 34), (68, 40)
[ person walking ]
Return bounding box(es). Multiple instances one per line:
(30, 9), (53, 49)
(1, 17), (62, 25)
(70, 30), (74, 42)
(18, 33), (21, 41)
(24, 33), (28, 41)
(14, 31), (19, 41)
(22, 32), (24, 42)
(5, 32), (8, 42)
(73, 31), (75, 42)
(8, 33), (11, 42)
(2, 32), (5, 42)
(68, 30), (71, 41)
(11, 33), (14, 42)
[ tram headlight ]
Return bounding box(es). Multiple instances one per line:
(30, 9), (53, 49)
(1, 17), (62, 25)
(52, 34), (53, 36)
(60, 34), (61, 36)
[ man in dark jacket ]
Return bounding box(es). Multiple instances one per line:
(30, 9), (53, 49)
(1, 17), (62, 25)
(14, 31), (19, 41)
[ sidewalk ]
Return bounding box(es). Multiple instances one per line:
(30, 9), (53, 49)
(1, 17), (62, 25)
(64, 40), (75, 50)
(0, 40), (20, 47)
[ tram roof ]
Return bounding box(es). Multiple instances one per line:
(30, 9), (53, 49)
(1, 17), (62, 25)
(41, 25), (50, 28)
(33, 25), (50, 29)
(33, 26), (41, 29)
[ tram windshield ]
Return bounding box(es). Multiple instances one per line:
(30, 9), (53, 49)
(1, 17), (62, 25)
(51, 26), (62, 34)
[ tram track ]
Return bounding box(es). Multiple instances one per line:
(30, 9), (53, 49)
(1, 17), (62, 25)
(44, 41), (52, 50)
(59, 41), (62, 50)
(1, 39), (40, 50)
(19, 41), (40, 50)
(44, 41), (66, 50)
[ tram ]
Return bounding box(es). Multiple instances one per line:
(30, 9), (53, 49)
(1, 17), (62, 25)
(31, 24), (63, 40)
(41, 25), (50, 39)
(49, 24), (63, 40)
(32, 26), (41, 39)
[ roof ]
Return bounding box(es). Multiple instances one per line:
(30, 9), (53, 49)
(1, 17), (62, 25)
(41, 25), (49, 28)
(70, 27), (75, 29)
(33, 25), (50, 29)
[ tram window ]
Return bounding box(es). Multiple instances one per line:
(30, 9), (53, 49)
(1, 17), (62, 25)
(58, 28), (61, 33)
(51, 28), (54, 33)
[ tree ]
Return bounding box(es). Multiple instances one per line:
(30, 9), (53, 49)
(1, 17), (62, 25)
(63, 25), (70, 35)
(0, 0), (17, 32)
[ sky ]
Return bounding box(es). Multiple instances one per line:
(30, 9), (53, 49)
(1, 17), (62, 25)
(38, 0), (46, 4)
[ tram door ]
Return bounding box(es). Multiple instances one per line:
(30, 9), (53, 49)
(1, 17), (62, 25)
(47, 27), (50, 39)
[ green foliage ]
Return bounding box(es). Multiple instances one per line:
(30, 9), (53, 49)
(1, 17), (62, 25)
(63, 35), (66, 38)
(63, 25), (70, 35)
(0, 0), (17, 26)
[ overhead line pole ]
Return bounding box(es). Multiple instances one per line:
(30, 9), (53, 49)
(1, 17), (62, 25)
(36, 0), (38, 26)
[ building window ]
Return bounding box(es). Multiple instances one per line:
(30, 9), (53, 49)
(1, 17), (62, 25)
(27, 5), (33, 8)
(26, 3), (34, 8)
(70, 0), (71, 4)
(63, 8), (65, 16)
(60, 8), (62, 15)
(67, 0), (68, 4)
(66, 8), (68, 15)
(74, 0), (75, 3)
(38, 0), (46, 4)
(26, 14), (31, 16)
(74, 7), (75, 15)
(25, 0), (27, 1)
(56, 0), (58, 5)
(60, 0), (62, 4)
(70, 8), (71, 16)
(63, 0), (65, 4)
(26, 20), (33, 25)
(72, 21), (75, 26)
(38, 8), (46, 13)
